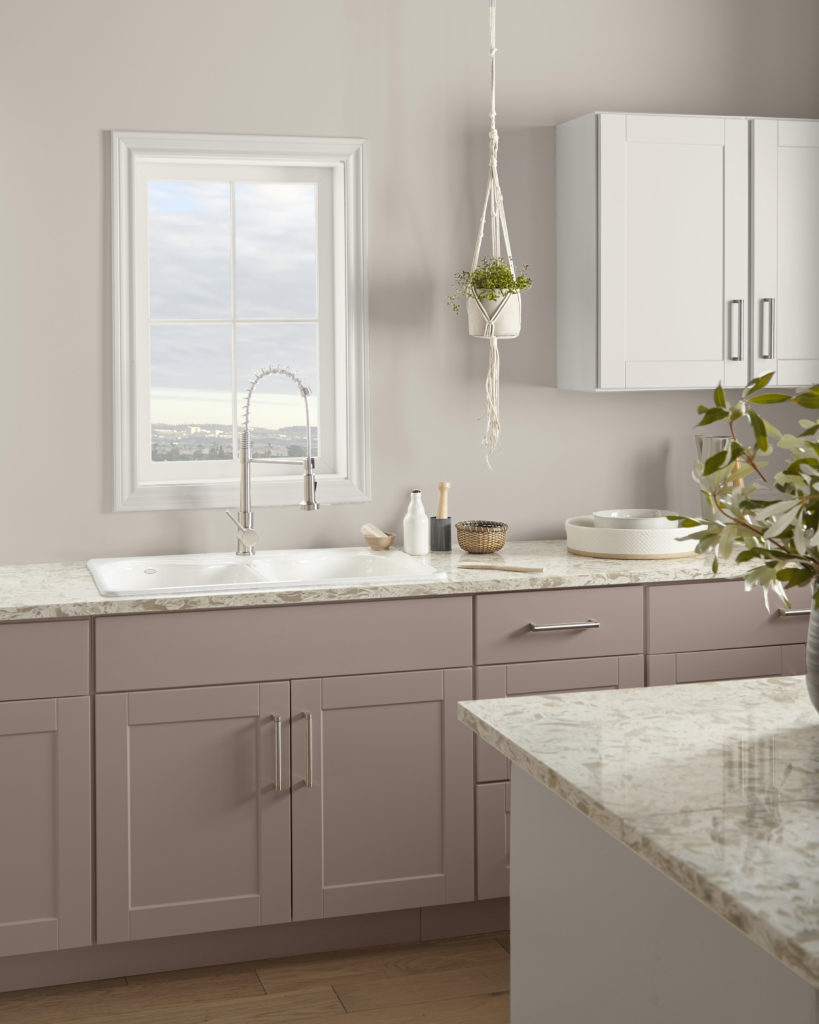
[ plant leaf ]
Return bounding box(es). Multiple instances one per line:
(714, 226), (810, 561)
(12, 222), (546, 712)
(703, 450), (729, 475)
(735, 547), (768, 563)
(748, 409), (769, 450)
(697, 408), (730, 426)
(749, 393), (791, 404)
(744, 372), (775, 396)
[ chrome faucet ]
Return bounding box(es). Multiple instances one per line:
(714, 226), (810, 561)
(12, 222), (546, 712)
(227, 364), (319, 556)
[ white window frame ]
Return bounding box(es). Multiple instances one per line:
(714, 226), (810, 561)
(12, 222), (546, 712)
(111, 130), (370, 511)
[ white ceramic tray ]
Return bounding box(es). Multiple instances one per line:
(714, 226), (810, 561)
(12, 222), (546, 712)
(565, 516), (700, 559)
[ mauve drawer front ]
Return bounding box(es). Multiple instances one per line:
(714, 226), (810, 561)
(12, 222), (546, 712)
(0, 620), (90, 700)
(95, 597), (472, 692)
(475, 587), (644, 665)
(647, 580), (811, 654)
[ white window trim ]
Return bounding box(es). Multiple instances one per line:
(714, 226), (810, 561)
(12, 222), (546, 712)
(111, 130), (370, 512)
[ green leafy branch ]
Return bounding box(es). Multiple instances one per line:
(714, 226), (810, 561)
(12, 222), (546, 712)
(447, 256), (532, 315)
(676, 373), (819, 608)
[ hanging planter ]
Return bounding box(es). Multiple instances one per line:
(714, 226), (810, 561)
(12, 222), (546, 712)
(450, 256), (531, 339)
(448, 0), (532, 464)
(467, 292), (521, 340)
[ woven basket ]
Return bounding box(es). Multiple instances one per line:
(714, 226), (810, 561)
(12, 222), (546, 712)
(455, 520), (508, 554)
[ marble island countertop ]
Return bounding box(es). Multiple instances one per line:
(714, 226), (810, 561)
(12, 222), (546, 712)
(459, 676), (819, 988)
(0, 539), (742, 621)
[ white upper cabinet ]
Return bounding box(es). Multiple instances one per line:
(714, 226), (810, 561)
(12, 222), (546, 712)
(752, 119), (819, 387)
(557, 112), (818, 392)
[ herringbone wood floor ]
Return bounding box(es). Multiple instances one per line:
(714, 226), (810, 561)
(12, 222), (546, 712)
(0, 932), (511, 1024)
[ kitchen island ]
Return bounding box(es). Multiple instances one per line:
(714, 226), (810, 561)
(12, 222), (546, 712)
(460, 676), (819, 1024)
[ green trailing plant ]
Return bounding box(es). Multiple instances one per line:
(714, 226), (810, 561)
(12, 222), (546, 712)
(675, 373), (819, 608)
(447, 256), (532, 315)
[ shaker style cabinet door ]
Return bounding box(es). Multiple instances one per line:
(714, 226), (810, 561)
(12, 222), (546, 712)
(557, 112), (749, 391)
(0, 697), (92, 956)
(96, 683), (291, 944)
(598, 113), (749, 390)
(752, 119), (819, 387)
(291, 669), (474, 921)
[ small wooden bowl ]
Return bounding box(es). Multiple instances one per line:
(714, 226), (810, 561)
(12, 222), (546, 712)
(364, 533), (395, 551)
(455, 520), (508, 554)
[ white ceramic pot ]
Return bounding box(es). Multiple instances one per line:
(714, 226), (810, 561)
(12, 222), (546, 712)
(467, 291), (522, 339)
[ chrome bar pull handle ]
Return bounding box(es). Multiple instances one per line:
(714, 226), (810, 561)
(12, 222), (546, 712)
(304, 711), (313, 788)
(529, 620), (601, 632)
(728, 299), (744, 361)
(271, 714), (282, 791)
(761, 297), (775, 360)
(778, 607), (810, 617)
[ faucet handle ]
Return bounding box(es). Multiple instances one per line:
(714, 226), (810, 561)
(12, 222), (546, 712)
(225, 509), (259, 550)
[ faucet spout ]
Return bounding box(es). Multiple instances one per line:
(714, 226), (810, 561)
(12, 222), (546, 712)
(231, 364), (320, 556)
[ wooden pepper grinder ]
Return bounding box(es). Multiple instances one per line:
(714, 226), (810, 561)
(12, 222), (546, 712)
(429, 481), (452, 551)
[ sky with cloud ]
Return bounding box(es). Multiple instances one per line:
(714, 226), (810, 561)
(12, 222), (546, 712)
(148, 181), (319, 431)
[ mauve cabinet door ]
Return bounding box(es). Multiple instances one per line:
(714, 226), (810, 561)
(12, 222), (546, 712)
(291, 668), (474, 921)
(476, 781), (510, 901)
(0, 697), (91, 956)
(96, 682), (291, 944)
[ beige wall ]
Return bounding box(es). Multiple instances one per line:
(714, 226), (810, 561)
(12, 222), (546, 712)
(1, 0), (818, 564)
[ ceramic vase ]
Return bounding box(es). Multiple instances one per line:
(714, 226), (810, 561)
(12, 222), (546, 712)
(467, 291), (522, 339)
(806, 601), (819, 713)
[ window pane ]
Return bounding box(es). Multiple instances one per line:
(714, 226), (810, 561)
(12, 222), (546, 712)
(237, 323), (319, 458)
(151, 324), (233, 462)
(235, 183), (318, 320)
(149, 182), (231, 319)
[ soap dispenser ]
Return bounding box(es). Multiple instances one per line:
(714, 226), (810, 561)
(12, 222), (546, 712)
(403, 490), (430, 555)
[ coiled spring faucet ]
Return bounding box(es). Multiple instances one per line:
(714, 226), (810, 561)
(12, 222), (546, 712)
(227, 364), (319, 556)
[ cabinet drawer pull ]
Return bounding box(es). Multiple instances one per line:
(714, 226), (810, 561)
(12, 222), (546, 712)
(528, 620), (601, 632)
(778, 608), (810, 617)
(271, 714), (283, 791)
(761, 297), (775, 360)
(728, 299), (744, 361)
(304, 710), (314, 788)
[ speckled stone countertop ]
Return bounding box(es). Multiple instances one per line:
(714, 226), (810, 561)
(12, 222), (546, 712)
(0, 540), (741, 621)
(459, 676), (819, 988)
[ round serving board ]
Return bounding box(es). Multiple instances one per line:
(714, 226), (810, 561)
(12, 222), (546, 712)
(565, 515), (700, 559)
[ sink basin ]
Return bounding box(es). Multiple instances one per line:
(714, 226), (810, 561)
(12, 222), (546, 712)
(87, 547), (445, 597)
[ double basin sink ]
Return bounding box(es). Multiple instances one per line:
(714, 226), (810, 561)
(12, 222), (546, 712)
(87, 547), (446, 598)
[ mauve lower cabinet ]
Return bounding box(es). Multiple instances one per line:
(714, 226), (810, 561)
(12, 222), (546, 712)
(473, 586), (645, 900)
(94, 597), (474, 944)
(472, 581), (812, 899)
(645, 579), (811, 685)
(0, 620), (92, 956)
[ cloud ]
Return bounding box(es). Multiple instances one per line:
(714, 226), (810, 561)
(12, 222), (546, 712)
(235, 182), (317, 319)
(147, 179), (322, 425)
(149, 182), (232, 318)
(148, 180), (318, 321)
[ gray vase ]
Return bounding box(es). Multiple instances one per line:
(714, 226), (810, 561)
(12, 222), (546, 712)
(806, 604), (819, 713)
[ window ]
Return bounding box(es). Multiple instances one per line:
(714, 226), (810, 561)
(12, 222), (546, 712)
(112, 131), (369, 511)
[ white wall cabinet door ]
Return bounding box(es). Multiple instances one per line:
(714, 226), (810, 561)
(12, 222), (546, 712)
(558, 112), (752, 391)
(752, 119), (819, 387)
(599, 113), (749, 390)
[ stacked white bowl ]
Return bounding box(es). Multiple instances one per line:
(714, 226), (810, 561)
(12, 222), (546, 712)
(565, 509), (701, 559)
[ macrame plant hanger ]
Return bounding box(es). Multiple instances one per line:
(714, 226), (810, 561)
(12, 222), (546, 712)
(471, 0), (517, 465)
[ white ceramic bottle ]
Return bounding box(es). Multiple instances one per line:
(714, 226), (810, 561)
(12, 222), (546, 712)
(403, 489), (430, 555)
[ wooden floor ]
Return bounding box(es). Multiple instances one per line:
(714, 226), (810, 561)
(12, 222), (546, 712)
(0, 932), (510, 1024)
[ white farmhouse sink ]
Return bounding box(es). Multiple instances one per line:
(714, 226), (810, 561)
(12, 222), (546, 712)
(87, 547), (445, 598)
